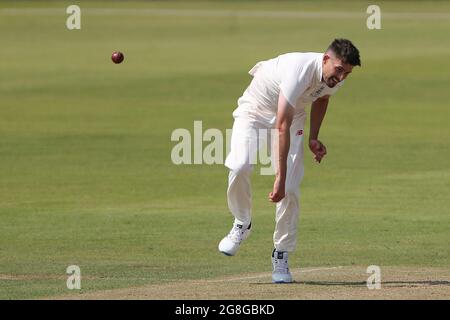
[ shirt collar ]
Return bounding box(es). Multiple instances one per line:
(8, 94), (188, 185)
(317, 53), (324, 83)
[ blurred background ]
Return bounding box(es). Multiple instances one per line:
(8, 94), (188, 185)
(0, 0), (449, 299)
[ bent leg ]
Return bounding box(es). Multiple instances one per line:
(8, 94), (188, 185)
(225, 118), (265, 226)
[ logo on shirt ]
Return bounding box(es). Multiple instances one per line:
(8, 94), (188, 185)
(311, 85), (326, 98)
(296, 129), (303, 136)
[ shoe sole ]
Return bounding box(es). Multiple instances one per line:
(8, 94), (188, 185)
(272, 274), (293, 283)
(272, 280), (293, 284)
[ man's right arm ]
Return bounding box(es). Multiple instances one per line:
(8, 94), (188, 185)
(269, 92), (294, 203)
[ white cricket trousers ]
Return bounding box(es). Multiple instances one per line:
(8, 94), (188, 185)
(224, 114), (305, 252)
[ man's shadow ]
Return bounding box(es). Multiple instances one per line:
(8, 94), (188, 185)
(254, 280), (450, 287)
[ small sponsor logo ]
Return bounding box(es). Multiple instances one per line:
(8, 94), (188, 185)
(311, 86), (326, 98)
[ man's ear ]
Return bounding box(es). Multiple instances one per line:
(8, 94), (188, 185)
(323, 53), (331, 64)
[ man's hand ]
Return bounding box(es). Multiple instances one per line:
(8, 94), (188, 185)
(309, 139), (327, 163)
(268, 176), (285, 202)
(309, 96), (329, 164)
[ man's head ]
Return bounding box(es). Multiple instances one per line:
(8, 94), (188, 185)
(322, 38), (361, 88)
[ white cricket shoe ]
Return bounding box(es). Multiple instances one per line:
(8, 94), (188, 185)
(218, 222), (251, 256)
(272, 250), (293, 283)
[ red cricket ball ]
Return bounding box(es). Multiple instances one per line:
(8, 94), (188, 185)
(111, 51), (124, 64)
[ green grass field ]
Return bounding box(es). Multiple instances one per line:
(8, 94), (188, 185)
(1, 0), (449, 299)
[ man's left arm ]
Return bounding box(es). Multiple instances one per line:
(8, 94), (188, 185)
(309, 95), (330, 163)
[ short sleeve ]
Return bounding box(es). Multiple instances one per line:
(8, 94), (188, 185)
(279, 63), (314, 108)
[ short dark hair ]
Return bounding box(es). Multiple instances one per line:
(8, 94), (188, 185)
(327, 38), (361, 66)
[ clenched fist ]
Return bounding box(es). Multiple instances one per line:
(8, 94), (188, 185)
(309, 139), (327, 163)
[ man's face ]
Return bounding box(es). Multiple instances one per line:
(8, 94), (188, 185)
(322, 52), (354, 88)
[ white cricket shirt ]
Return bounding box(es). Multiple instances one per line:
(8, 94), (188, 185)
(233, 52), (343, 126)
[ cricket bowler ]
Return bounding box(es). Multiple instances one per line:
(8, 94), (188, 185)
(218, 39), (361, 283)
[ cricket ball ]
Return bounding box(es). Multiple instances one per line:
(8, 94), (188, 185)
(111, 51), (124, 64)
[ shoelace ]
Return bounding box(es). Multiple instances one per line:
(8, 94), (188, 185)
(228, 225), (246, 243)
